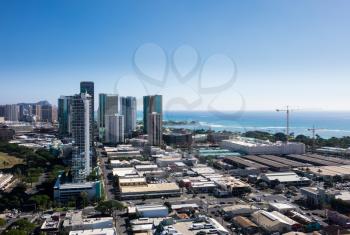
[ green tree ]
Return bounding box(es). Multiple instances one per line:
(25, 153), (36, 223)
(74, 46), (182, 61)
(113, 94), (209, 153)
(4, 219), (36, 235)
(273, 132), (287, 142)
(0, 218), (6, 227)
(80, 192), (89, 208)
(30, 194), (51, 211)
(95, 200), (125, 215)
(4, 230), (27, 235)
(258, 181), (268, 189)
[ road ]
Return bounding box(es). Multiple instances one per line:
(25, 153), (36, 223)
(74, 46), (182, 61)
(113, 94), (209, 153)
(97, 149), (114, 200)
(0, 212), (39, 233)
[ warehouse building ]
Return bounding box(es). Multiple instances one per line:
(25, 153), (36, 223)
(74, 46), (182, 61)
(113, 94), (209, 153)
(258, 155), (312, 168)
(285, 210), (321, 232)
(305, 153), (350, 165)
(163, 132), (192, 147)
(119, 182), (180, 199)
(286, 154), (340, 166)
(232, 216), (258, 235)
(223, 157), (269, 172)
(299, 165), (350, 180)
(242, 155), (291, 171)
(259, 172), (311, 186)
(221, 137), (305, 155)
(251, 210), (300, 233)
(135, 205), (169, 218)
(222, 204), (259, 219)
(268, 202), (297, 213)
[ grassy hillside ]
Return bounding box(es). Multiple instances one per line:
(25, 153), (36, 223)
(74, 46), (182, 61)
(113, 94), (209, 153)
(0, 152), (23, 169)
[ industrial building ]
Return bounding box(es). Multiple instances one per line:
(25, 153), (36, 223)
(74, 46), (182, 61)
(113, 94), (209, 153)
(268, 202), (297, 213)
(251, 210), (300, 233)
(258, 155), (311, 168)
(315, 147), (350, 156)
(259, 172), (311, 186)
(305, 153), (350, 165)
(222, 204), (259, 218)
(242, 155), (291, 171)
(162, 217), (229, 235)
(119, 182), (180, 199)
(105, 145), (143, 160)
(232, 216), (258, 235)
(285, 210), (321, 232)
(195, 148), (240, 160)
(286, 154), (340, 166)
(221, 137), (305, 155)
(134, 205), (169, 218)
(299, 165), (350, 180)
(163, 131), (192, 147)
(300, 187), (326, 208)
(223, 157), (269, 172)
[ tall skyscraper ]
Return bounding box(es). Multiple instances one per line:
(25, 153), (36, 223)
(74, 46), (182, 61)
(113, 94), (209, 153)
(18, 104), (32, 122)
(143, 95), (162, 133)
(120, 96), (137, 138)
(71, 93), (93, 182)
(147, 112), (163, 146)
(80, 81), (95, 123)
(35, 104), (42, 122)
(98, 94), (119, 127)
(41, 104), (54, 123)
(58, 96), (72, 136)
(0, 105), (5, 117)
(105, 114), (124, 144)
(4, 104), (19, 121)
(98, 94), (119, 141)
(52, 106), (58, 123)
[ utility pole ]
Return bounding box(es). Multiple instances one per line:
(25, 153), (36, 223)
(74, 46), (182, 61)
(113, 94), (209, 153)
(307, 125), (323, 152)
(276, 106), (294, 141)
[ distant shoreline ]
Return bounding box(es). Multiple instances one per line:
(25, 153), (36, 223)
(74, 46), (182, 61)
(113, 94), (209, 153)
(157, 111), (350, 139)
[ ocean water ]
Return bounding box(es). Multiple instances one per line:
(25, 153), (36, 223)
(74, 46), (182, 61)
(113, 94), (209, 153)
(137, 111), (350, 139)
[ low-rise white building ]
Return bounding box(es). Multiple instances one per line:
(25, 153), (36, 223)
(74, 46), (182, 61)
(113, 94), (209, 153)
(259, 172), (311, 186)
(268, 202), (297, 213)
(135, 205), (169, 218)
(0, 173), (14, 191)
(53, 175), (102, 202)
(221, 137), (305, 155)
(252, 210), (299, 233)
(222, 204), (259, 218)
(63, 211), (113, 231)
(69, 228), (117, 235)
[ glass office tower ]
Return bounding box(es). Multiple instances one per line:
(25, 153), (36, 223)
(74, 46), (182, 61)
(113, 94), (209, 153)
(120, 96), (137, 138)
(143, 95), (162, 133)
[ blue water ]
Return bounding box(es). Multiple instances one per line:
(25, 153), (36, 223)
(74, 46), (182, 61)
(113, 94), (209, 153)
(138, 111), (350, 138)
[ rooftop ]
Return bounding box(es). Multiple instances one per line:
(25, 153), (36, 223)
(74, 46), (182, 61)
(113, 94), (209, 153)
(120, 183), (180, 193)
(69, 228), (116, 235)
(261, 172), (310, 183)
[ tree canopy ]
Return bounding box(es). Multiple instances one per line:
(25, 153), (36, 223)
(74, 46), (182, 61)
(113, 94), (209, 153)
(95, 200), (125, 215)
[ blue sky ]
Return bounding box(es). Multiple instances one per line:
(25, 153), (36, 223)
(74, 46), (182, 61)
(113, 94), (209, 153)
(0, 0), (350, 111)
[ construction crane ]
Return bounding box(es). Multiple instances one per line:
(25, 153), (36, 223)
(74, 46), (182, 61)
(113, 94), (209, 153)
(276, 106), (295, 141)
(307, 125), (324, 151)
